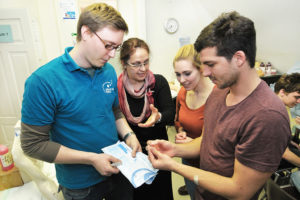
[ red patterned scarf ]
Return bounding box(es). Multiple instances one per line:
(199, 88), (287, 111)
(118, 71), (155, 125)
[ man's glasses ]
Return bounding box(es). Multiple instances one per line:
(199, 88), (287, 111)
(93, 31), (122, 51)
(127, 60), (149, 68)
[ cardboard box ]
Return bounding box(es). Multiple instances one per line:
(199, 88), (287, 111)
(0, 166), (24, 190)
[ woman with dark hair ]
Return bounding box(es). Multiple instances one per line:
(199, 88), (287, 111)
(118, 38), (175, 200)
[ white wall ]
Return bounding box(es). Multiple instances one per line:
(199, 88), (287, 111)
(0, 0), (63, 69)
(0, 0), (146, 72)
(1, 0), (300, 80)
(110, 0), (147, 75)
(145, 0), (212, 81)
(145, 0), (300, 81)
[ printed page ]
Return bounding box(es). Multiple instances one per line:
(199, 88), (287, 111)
(102, 141), (158, 188)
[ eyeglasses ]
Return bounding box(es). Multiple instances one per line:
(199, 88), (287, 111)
(127, 60), (149, 68)
(92, 31), (122, 51)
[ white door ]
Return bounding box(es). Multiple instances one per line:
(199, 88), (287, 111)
(0, 8), (38, 148)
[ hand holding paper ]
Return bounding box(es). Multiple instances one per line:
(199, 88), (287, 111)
(102, 141), (158, 188)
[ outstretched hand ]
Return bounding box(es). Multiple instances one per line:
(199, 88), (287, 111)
(146, 139), (176, 157)
(148, 146), (177, 171)
(138, 104), (161, 128)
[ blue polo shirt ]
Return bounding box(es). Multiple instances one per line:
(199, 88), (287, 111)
(21, 47), (119, 188)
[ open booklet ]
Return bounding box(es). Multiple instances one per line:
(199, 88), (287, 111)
(102, 141), (158, 188)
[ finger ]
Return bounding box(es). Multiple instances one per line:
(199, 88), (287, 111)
(148, 139), (162, 148)
(175, 140), (186, 144)
(107, 167), (120, 175)
(147, 140), (157, 146)
(137, 121), (154, 128)
(148, 148), (155, 163)
(149, 146), (161, 158)
(109, 156), (121, 164)
(147, 140), (152, 145)
(111, 167), (120, 174)
(103, 166), (119, 176)
(131, 146), (137, 158)
(177, 132), (186, 137)
(175, 133), (182, 138)
(149, 147), (160, 160)
(176, 137), (186, 142)
(176, 134), (185, 139)
(150, 104), (158, 113)
(138, 122), (145, 127)
(175, 136), (183, 141)
(103, 173), (112, 177)
(137, 144), (142, 152)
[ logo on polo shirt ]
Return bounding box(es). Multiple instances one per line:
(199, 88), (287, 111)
(102, 80), (114, 93)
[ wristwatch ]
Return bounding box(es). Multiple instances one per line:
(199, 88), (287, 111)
(123, 131), (135, 141)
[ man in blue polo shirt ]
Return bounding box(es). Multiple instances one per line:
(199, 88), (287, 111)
(21, 3), (141, 200)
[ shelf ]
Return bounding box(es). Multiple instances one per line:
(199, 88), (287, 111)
(260, 74), (282, 86)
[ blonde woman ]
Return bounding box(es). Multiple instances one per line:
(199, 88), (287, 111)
(173, 44), (214, 200)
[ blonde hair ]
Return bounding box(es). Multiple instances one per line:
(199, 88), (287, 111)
(173, 44), (201, 69)
(76, 3), (128, 42)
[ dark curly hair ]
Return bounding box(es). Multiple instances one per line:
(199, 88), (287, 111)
(274, 73), (300, 94)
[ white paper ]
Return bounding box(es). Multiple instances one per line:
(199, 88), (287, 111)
(102, 141), (158, 188)
(59, 0), (76, 19)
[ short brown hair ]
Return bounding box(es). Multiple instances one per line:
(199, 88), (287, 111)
(194, 11), (256, 68)
(76, 3), (128, 42)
